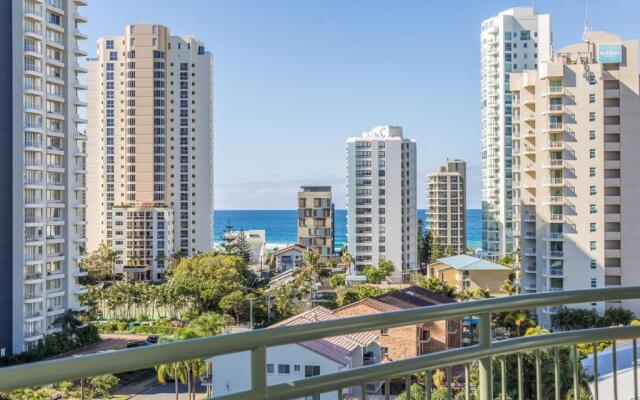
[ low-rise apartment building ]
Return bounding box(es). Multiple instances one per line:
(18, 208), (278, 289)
(333, 286), (462, 361)
(428, 255), (511, 296)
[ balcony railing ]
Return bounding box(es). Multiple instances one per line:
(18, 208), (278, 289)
(3, 288), (640, 400)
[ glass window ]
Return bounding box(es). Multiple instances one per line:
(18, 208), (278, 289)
(590, 149), (596, 159)
(590, 223), (597, 232)
(589, 112), (596, 122)
(590, 204), (597, 214)
(591, 278), (597, 288)
(590, 186), (597, 195)
(590, 241), (597, 251)
(590, 259), (597, 269)
(305, 365), (320, 377)
(589, 130), (596, 140)
(266, 364), (274, 374)
(589, 94), (596, 104)
(278, 364), (290, 374)
(590, 167), (596, 177)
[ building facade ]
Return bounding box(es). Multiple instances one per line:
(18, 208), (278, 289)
(511, 32), (640, 324)
(86, 24), (214, 281)
(346, 126), (417, 282)
(297, 186), (334, 262)
(110, 206), (173, 281)
(1, 0), (88, 355)
(480, 8), (552, 256)
(427, 159), (467, 255)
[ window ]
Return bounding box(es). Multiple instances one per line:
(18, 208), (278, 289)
(304, 365), (320, 377)
(266, 364), (274, 374)
(106, 40), (114, 49)
(380, 328), (389, 336)
(590, 241), (597, 251)
(109, 51), (117, 61)
(591, 278), (597, 288)
(294, 365), (300, 373)
(590, 223), (597, 232)
(590, 167), (596, 177)
(589, 112), (596, 122)
(589, 130), (596, 140)
(590, 186), (597, 195)
(590, 259), (597, 269)
(278, 364), (290, 374)
(590, 204), (597, 214)
(589, 149), (596, 159)
(589, 94), (596, 104)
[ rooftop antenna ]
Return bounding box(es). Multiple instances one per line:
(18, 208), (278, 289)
(582, 0), (590, 42)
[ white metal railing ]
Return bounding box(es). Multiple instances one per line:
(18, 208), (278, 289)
(3, 288), (640, 400)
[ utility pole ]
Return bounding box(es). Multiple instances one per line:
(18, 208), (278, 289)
(249, 297), (254, 330)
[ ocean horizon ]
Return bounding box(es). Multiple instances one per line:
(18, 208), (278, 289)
(214, 209), (482, 250)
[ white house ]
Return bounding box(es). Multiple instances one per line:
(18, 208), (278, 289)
(225, 230), (267, 272)
(210, 307), (380, 399)
(273, 244), (307, 273)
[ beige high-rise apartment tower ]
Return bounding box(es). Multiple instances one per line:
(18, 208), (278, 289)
(86, 25), (214, 281)
(427, 160), (467, 255)
(297, 186), (334, 263)
(511, 32), (640, 325)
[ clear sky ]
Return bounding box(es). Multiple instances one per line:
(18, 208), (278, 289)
(82, 0), (640, 210)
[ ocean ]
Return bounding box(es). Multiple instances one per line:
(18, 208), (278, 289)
(214, 209), (482, 250)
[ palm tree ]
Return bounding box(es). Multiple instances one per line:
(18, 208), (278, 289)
(500, 279), (518, 296)
(341, 251), (354, 269)
(504, 311), (531, 336)
(294, 250), (326, 307)
(156, 362), (180, 400)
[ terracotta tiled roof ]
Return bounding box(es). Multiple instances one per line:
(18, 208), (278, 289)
(272, 244), (307, 257)
(376, 285), (455, 309)
(269, 307), (377, 366)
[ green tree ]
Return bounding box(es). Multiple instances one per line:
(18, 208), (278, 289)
(233, 230), (253, 264)
(88, 374), (119, 398)
(329, 274), (345, 288)
(363, 260), (395, 284)
(500, 279), (518, 296)
(219, 291), (246, 324)
(293, 250), (328, 305)
(80, 242), (119, 281)
(336, 285), (386, 307)
(271, 283), (299, 320)
(417, 276), (457, 299)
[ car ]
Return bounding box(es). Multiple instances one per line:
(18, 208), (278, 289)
(126, 340), (151, 348)
(146, 335), (159, 344)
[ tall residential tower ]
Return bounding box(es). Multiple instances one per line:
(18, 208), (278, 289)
(480, 8), (552, 256)
(86, 24), (214, 281)
(511, 32), (640, 324)
(1, 0), (88, 355)
(427, 160), (467, 255)
(346, 126), (417, 283)
(297, 186), (334, 263)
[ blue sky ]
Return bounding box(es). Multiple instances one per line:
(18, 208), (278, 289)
(82, 0), (640, 210)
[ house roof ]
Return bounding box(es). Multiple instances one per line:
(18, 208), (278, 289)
(272, 244), (307, 257)
(334, 286), (454, 314)
(375, 286), (456, 308)
(434, 255), (510, 271)
(270, 306), (377, 366)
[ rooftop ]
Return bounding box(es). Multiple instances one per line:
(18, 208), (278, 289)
(433, 255), (510, 271)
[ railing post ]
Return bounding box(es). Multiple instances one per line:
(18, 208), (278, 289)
(251, 345), (267, 396)
(478, 313), (492, 400)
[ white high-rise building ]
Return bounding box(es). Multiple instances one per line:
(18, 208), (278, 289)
(1, 0), (88, 355)
(86, 24), (214, 281)
(480, 8), (552, 256)
(511, 32), (640, 325)
(346, 126), (417, 283)
(427, 160), (467, 255)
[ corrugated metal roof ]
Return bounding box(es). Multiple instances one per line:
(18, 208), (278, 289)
(435, 255), (511, 271)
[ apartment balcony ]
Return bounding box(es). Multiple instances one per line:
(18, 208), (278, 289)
(543, 123), (564, 133)
(74, 12), (88, 23)
(522, 248), (536, 257)
(544, 159), (565, 169)
(3, 288), (640, 400)
(523, 231), (536, 240)
(542, 86), (564, 97)
(543, 268), (565, 278)
(605, 106), (620, 117)
(542, 141), (563, 151)
(604, 89), (620, 98)
(543, 196), (565, 205)
(544, 250), (564, 259)
(74, 0), (88, 5)
(543, 104), (564, 115)
(544, 232), (564, 241)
